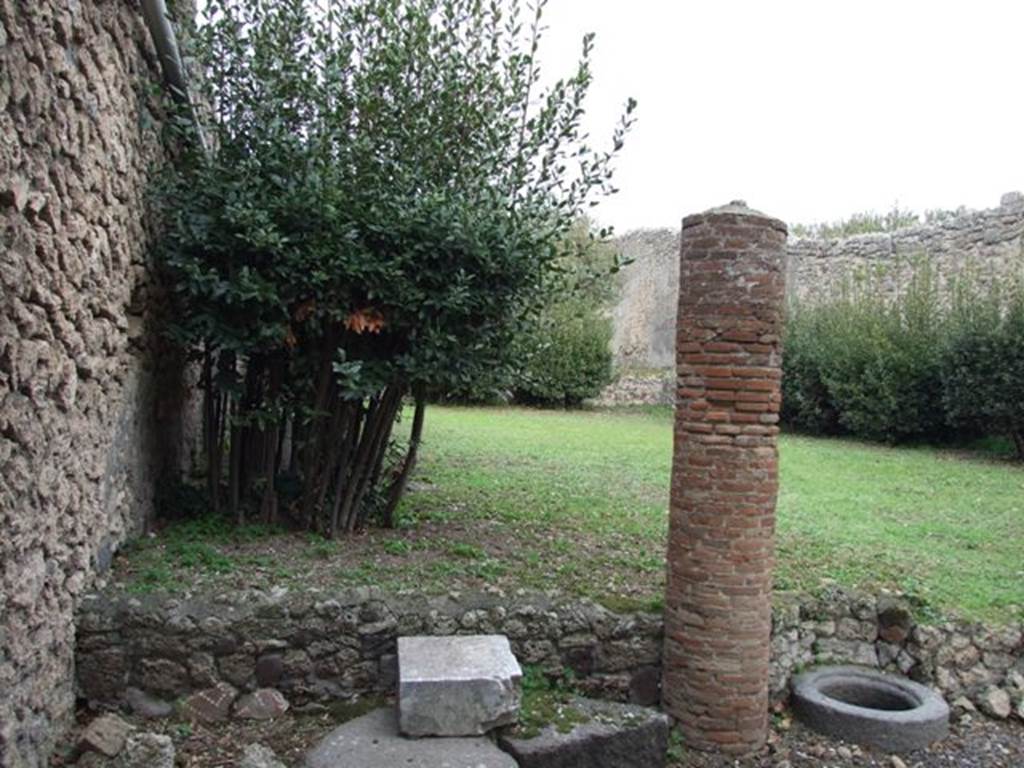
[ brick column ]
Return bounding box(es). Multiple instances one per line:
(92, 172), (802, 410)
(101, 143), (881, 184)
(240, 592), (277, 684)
(663, 201), (787, 755)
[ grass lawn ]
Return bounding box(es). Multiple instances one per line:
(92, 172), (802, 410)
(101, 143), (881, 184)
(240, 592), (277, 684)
(122, 406), (1024, 624)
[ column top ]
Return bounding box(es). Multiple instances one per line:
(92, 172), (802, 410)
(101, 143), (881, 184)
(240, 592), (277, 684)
(682, 200), (788, 235)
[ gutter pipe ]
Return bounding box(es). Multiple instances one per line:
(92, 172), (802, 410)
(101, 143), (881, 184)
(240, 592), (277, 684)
(140, 0), (209, 153)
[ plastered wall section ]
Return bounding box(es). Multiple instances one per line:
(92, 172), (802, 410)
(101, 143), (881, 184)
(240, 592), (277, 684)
(1, 2), (195, 765)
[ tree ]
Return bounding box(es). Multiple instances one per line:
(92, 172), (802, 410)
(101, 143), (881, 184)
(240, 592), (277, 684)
(158, 0), (635, 534)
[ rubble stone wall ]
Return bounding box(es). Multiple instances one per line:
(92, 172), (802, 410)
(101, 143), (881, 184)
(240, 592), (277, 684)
(611, 194), (1024, 372)
(0, 3), (196, 765)
(75, 588), (1024, 723)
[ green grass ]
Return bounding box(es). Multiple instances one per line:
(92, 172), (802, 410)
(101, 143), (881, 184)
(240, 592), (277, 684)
(123, 405), (1023, 623)
(399, 406), (1023, 623)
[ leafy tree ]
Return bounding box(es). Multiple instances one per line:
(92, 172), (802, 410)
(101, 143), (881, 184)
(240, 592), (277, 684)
(157, 0), (635, 534)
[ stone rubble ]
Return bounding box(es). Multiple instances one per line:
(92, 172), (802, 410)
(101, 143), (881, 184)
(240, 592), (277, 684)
(76, 715), (133, 759)
(74, 585), (1024, 729)
(238, 743), (288, 768)
(233, 688), (291, 721)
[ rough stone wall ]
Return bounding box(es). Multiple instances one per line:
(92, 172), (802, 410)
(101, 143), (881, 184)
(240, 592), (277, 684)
(612, 193), (1024, 371)
(663, 203), (787, 755)
(0, 3), (195, 765)
(74, 587), (1024, 723)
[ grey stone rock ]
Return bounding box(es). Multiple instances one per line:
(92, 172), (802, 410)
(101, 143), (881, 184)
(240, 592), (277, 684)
(398, 635), (522, 737)
(234, 688), (290, 720)
(182, 682), (238, 724)
(305, 708), (517, 768)
(814, 638), (878, 668)
(239, 743), (287, 768)
(498, 697), (670, 768)
(124, 687), (174, 719)
(978, 687), (1012, 719)
(115, 732), (174, 768)
(877, 599), (914, 645)
(627, 666), (661, 707)
(137, 657), (189, 697)
(78, 714), (134, 757)
(255, 654), (284, 687)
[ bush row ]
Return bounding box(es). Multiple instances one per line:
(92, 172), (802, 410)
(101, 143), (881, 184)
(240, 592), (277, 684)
(782, 261), (1024, 458)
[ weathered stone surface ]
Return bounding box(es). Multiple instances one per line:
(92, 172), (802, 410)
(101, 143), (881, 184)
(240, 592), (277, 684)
(255, 654), (285, 687)
(627, 666), (661, 707)
(77, 714), (133, 758)
(305, 708), (517, 768)
(75, 585), (1024, 729)
(498, 698), (670, 768)
(979, 687), (1012, 719)
(124, 687), (174, 720)
(876, 606), (917, 647)
(398, 635), (522, 737)
(0, 1), (199, 762)
(182, 683), (238, 724)
(115, 732), (175, 768)
(234, 688), (290, 720)
(239, 744), (287, 768)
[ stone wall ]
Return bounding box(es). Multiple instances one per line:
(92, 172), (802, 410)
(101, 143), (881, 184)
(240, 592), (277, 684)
(75, 587), (1024, 724)
(0, 3), (196, 765)
(611, 193), (1024, 371)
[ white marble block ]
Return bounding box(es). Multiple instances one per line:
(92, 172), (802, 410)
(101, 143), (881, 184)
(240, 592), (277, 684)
(398, 635), (522, 737)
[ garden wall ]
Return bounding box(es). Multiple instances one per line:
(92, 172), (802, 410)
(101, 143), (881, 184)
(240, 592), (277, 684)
(611, 193), (1024, 371)
(0, 3), (197, 765)
(76, 586), (1024, 722)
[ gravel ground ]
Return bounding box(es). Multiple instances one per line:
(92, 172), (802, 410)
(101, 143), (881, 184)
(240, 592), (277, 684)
(672, 713), (1024, 768)
(56, 704), (1023, 767)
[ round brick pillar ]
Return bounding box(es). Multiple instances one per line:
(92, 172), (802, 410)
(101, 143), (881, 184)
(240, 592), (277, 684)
(663, 201), (787, 755)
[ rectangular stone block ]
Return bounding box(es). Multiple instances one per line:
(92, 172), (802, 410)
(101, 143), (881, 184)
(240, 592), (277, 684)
(398, 635), (522, 737)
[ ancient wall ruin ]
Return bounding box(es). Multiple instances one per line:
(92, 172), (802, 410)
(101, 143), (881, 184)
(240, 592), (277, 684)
(0, 3), (196, 765)
(612, 193), (1024, 371)
(74, 586), (1024, 724)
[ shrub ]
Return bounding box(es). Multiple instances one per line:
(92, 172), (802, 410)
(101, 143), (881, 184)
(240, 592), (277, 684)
(515, 298), (614, 407)
(158, 0), (635, 534)
(512, 219), (620, 407)
(942, 275), (1024, 459)
(783, 263), (946, 443)
(784, 257), (1024, 458)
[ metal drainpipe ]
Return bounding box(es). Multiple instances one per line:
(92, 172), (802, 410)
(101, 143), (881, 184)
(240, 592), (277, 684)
(140, 0), (209, 153)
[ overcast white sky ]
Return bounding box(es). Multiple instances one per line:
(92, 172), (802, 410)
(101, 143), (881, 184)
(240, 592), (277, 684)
(537, 0), (1024, 233)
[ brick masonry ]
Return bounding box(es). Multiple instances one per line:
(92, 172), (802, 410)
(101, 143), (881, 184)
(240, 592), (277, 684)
(663, 202), (787, 755)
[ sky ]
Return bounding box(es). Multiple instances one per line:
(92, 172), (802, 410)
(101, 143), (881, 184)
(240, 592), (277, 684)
(536, 0), (1024, 233)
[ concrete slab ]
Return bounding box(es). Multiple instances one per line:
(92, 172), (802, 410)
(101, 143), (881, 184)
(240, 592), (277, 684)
(398, 635), (522, 737)
(304, 708), (518, 768)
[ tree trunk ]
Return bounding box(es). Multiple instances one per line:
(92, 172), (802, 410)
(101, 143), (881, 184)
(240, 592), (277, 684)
(381, 390), (426, 528)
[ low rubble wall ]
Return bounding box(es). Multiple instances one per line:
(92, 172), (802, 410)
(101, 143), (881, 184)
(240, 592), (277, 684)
(75, 586), (1024, 721)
